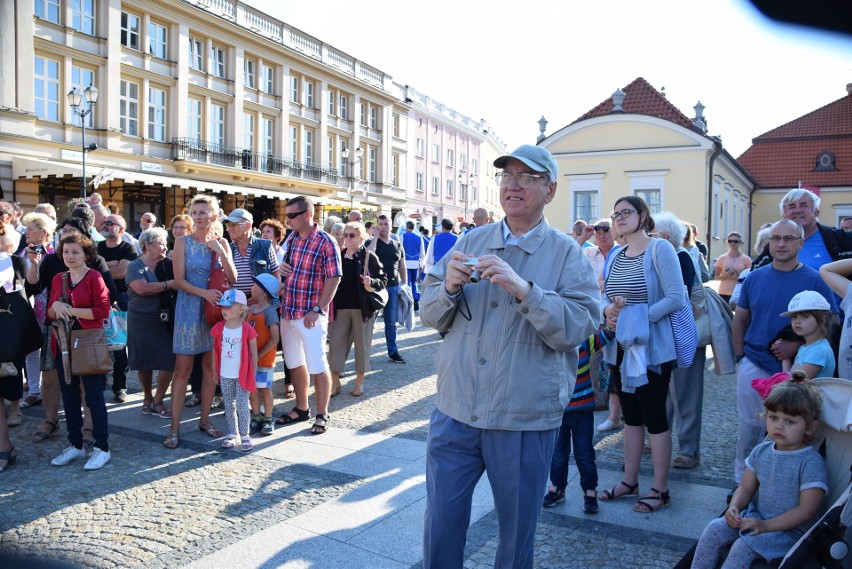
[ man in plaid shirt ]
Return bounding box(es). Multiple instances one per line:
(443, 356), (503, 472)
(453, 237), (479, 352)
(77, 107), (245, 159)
(277, 196), (342, 435)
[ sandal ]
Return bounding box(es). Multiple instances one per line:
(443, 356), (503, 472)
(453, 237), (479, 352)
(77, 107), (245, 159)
(221, 435), (239, 449)
(163, 433), (179, 449)
(185, 393), (201, 408)
(142, 398), (154, 415)
(20, 394), (42, 408)
(285, 385), (295, 399)
(634, 488), (671, 513)
(199, 423), (222, 438)
(82, 428), (94, 449)
(310, 414), (329, 435)
(598, 480), (639, 501)
(32, 420), (59, 443)
(0, 445), (17, 472)
(152, 402), (172, 419)
(672, 454), (700, 469)
(276, 406), (311, 425)
(240, 436), (253, 452)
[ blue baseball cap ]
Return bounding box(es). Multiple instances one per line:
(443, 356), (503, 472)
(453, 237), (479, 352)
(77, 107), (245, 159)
(217, 289), (247, 307)
(251, 273), (281, 308)
(493, 145), (558, 182)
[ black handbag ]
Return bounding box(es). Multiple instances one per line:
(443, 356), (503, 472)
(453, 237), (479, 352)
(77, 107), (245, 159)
(0, 287), (43, 363)
(362, 251), (388, 311)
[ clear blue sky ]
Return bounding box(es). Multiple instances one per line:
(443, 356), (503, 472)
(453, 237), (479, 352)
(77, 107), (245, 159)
(244, 0), (851, 157)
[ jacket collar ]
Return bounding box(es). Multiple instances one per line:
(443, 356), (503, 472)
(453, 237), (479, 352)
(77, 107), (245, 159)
(489, 216), (549, 254)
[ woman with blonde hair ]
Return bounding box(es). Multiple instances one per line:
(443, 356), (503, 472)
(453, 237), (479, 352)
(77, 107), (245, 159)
(164, 194), (237, 449)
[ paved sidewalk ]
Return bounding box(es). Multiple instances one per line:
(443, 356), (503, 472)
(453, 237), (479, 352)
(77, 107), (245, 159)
(1, 321), (740, 568)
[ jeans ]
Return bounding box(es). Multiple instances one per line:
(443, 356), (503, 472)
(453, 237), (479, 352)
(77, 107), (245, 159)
(56, 355), (109, 452)
(407, 268), (420, 303)
(111, 293), (128, 394)
(549, 410), (597, 493)
(383, 285), (400, 356)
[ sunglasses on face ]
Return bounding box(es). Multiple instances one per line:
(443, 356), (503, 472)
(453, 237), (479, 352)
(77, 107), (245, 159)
(285, 210), (308, 220)
(344, 232), (359, 238)
(225, 221), (246, 228)
(593, 225), (610, 233)
(727, 239), (741, 244)
(104, 220), (119, 227)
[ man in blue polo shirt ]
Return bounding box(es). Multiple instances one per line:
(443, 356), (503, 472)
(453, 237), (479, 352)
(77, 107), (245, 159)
(424, 218), (458, 275)
(401, 221), (425, 310)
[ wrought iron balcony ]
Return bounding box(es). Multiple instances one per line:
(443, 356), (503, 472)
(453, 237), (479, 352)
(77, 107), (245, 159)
(171, 138), (339, 184)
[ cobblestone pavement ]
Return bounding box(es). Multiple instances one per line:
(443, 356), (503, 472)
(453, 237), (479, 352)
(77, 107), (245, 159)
(0, 318), (739, 568)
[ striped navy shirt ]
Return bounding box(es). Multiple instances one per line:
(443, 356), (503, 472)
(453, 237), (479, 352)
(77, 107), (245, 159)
(605, 250), (648, 305)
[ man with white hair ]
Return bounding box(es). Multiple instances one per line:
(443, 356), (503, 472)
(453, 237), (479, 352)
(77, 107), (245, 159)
(98, 214), (138, 402)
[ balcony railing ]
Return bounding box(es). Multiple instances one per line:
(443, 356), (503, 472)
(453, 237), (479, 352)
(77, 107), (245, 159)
(172, 138), (339, 184)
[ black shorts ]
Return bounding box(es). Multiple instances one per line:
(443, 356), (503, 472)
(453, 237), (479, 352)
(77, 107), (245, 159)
(610, 346), (672, 434)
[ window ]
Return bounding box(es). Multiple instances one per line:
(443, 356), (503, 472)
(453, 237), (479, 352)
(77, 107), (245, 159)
(339, 140), (347, 176)
(119, 80), (139, 136)
(432, 144), (440, 162)
(71, 0), (95, 34)
(147, 87), (166, 141)
(447, 149), (454, 167)
(472, 158), (478, 174)
(188, 37), (204, 71)
(392, 114), (400, 137)
(360, 103), (367, 126)
(327, 136), (334, 167)
(148, 22), (167, 59)
(392, 153), (400, 186)
(432, 176), (439, 195)
(262, 65), (274, 94)
(71, 66), (95, 127)
(369, 106), (378, 129)
(460, 154), (467, 171)
(187, 98), (202, 140)
(446, 179), (453, 198)
(635, 189), (661, 213)
(416, 172), (424, 192)
(303, 81), (314, 108)
(211, 46), (225, 78)
(34, 56), (60, 121)
(35, 0), (60, 23)
(243, 113), (254, 150)
(262, 118), (273, 155)
(290, 76), (299, 102)
(327, 91), (335, 115)
(574, 192), (598, 223)
(368, 147), (377, 182)
(121, 12), (140, 50)
(304, 130), (313, 165)
(209, 103), (225, 147)
(289, 125), (297, 159)
(244, 58), (255, 89)
(339, 95), (347, 119)
(416, 138), (425, 158)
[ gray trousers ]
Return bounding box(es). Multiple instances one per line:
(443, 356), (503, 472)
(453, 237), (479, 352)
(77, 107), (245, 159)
(666, 347), (706, 458)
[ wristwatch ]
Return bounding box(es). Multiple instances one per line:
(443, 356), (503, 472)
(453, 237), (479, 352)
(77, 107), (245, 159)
(311, 305), (323, 314)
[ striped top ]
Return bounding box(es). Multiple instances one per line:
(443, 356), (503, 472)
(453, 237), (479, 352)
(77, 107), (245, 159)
(567, 329), (616, 411)
(604, 250), (648, 305)
(232, 243), (253, 294)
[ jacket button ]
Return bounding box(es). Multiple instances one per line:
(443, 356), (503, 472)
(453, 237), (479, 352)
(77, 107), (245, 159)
(521, 307), (529, 314)
(490, 301), (498, 308)
(471, 416), (478, 422)
(479, 358), (486, 365)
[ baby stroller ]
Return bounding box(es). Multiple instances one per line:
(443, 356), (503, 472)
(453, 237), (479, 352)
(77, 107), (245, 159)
(675, 376), (852, 568)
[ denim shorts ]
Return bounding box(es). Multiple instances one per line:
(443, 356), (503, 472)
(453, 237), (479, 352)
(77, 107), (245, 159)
(255, 367), (274, 389)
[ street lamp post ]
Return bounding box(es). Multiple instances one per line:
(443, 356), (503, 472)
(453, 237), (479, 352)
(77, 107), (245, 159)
(342, 145), (363, 214)
(67, 85), (99, 199)
(458, 172), (477, 223)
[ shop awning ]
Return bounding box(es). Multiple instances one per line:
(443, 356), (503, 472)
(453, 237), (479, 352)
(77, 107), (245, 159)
(12, 157), (286, 200)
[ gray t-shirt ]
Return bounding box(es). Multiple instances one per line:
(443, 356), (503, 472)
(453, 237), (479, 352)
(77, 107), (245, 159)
(126, 258), (167, 315)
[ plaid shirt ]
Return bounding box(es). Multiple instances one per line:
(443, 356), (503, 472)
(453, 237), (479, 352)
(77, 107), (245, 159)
(282, 224), (342, 320)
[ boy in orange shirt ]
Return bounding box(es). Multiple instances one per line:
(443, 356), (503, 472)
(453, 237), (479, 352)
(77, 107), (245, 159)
(248, 273), (281, 436)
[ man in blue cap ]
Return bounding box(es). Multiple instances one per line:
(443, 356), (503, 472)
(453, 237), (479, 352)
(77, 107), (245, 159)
(420, 145), (601, 569)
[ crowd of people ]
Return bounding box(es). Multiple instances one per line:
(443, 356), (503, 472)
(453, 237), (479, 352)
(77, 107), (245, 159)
(0, 147), (846, 568)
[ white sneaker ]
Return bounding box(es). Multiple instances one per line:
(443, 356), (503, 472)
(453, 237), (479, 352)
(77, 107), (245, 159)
(51, 446), (86, 466)
(596, 419), (623, 432)
(83, 448), (111, 471)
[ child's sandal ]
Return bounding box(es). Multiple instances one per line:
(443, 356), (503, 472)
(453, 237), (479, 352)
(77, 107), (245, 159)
(240, 436), (253, 452)
(221, 435), (239, 449)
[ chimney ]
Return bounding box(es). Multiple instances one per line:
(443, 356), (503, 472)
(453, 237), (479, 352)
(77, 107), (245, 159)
(847, 83), (852, 95)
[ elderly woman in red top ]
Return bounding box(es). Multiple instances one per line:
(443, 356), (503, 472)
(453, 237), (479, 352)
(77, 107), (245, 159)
(47, 233), (112, 471)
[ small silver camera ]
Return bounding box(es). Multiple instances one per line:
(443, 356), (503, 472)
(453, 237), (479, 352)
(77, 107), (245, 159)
(464, 258), (482, 283)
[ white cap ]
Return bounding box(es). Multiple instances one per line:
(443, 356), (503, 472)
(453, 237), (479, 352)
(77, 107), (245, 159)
(780, 290), (831, 317)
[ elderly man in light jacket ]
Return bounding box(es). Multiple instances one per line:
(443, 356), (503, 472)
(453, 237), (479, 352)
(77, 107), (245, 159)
(420, 145), (600, 569)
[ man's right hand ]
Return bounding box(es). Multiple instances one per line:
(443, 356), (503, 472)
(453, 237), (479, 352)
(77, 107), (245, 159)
(444, 252), (473, 295)
(278, 262), (293, 279)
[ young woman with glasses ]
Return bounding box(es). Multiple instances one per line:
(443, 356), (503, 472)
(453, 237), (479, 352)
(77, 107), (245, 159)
(715, 231), (752, 304)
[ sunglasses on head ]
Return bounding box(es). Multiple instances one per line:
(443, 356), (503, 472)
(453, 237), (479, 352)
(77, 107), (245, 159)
(285, 210), (307, 220)
(593, 225), (610, 233)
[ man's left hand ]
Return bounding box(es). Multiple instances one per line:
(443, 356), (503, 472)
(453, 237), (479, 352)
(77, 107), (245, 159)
(303, 311), (320, 329)
(474, 255), (531, 301)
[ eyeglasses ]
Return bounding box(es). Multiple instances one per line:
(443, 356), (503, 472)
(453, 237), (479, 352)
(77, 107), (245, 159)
(768, 235), (802, 243)
(727, 239), (741, 244)
(495, 171), (547, 187)
(225, 221), (246, 228)
(103, 220), (119, 227)
(0, 210), (12, 216)
(593, 225), (610, 233)
(610, 209), (638, 221)
(343, 232), (359, 238)
(285, 210), (308, 220)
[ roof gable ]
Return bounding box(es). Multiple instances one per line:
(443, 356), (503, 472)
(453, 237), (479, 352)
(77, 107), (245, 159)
(571, 77), (694, 130)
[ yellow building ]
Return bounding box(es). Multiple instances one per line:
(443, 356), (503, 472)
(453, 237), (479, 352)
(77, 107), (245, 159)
(541, 78), (754, 262)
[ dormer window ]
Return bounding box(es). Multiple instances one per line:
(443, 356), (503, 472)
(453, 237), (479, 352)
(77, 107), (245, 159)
(814, 151), (837, 172)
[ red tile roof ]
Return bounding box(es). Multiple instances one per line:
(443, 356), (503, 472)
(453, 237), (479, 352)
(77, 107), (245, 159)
(571, 77), (695, 129)
(737, 92), (852, 188)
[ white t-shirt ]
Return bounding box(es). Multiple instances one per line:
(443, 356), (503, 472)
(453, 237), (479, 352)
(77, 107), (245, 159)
(220, 325), (242, 378)
(839, 283), (852, 380)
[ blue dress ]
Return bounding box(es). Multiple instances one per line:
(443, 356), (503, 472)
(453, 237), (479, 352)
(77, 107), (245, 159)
(173, 235), (214, 354)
